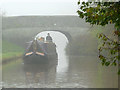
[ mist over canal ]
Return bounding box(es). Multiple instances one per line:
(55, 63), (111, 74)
(2, 30), (118, 88)
(2, 16), (118, 88)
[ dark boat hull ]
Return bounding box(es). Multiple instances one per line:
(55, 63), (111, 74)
(23, 53), (58, 64)
(23, 54), (47, 64)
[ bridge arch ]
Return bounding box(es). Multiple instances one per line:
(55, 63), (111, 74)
(35, 30), (72, 42)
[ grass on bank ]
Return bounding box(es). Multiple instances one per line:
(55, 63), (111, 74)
(2, 40), (24, 61)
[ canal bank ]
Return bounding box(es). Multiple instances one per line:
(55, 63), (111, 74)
(2, 40), (24, 64)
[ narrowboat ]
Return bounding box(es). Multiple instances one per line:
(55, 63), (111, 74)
(23, 39), (58, 64)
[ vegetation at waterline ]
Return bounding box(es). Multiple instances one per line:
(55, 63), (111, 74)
(77, 1), (120, 74)
(2, 40), (24, 61)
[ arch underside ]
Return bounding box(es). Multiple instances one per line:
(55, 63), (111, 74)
(40, 30), (72, 42)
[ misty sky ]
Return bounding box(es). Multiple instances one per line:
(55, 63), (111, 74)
(0, 0), (83, 16)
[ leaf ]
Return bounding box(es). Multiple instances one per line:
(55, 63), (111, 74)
(80, 6), (84, 10)
(118, 69), (120, 75)
(102, 62), (105, 66)
(82, 2), (85, 5)
(86, 2), (89, 6)
(110, 49), (116, 55)
(78, 1), (80, 5)
(109, 20), (112, 24)
(83, 8), (87, 12)
(105, 61), (110, 66)
(112, 60), (117, 66)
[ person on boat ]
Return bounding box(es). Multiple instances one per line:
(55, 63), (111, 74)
(38, 37), (45, 42)
(46, 33), (53, 42)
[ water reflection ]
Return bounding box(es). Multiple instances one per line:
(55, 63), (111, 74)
(23, 58), (57, 87)
(2, 56), (118, 88)
(67, 56), (118, 88)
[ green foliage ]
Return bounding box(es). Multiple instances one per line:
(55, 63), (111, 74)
(2, 40), (24, 60)
(77, 1), (120, 74)
(118, 69), (120, 75)
(77, 2), (120, 29)
(2, 40), (24, 53)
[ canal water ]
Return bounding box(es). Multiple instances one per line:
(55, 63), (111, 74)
(2, 31), (118, 88)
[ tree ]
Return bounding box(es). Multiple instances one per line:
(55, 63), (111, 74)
(77, 1), (120, 74)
